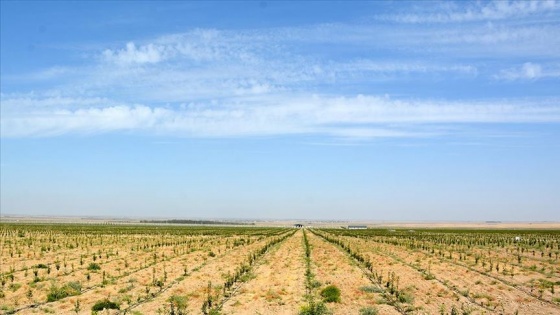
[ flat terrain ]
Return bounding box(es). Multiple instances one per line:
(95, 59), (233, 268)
(3, 215), (560, 230)
(0, 223), (559, 314)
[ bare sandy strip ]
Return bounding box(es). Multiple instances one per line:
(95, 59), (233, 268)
(221, 230), (307, 314)
(305, 232), (401, 315)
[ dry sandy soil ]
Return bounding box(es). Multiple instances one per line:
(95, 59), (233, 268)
(1, 222), (558, 315)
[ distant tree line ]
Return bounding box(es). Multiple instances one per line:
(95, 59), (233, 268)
(139, 219), (254, 225)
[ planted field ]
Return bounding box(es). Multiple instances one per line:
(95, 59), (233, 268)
(1, 224), (559, 314)
(314, 228), (560, 315)
(0, 224), (290, 314)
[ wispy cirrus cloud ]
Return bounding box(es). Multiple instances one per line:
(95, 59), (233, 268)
(7, 14), (559, 100)
(102, 42), (168, 65)
(332, 60), (478, 78)
(381, 0), (558, 24)
(100, 28), (265, 66)
(2, 93), (559, 138)
(495, 62), (560, 80)
(12, 34), (481, 105)
(2, 2), (559, 140)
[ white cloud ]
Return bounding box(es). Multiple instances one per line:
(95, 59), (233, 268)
(333, 60), (478, 76)
(521, 62), (542, 79)
(1, 103), (170, 137)
(3, 5), (559, 141)
(103, 42), (168, 65)
(370, 2), (560, 58)
(2, 94), (559, 138)
(159, 29), (261, 63)
(100, 29), (265, 67)
(8, 15), (558, 103)
(384, 0), (558, 23)
(495, 62), (560, 80)
(0, 94), (114, 109)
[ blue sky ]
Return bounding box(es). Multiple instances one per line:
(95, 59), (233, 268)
(1, 1), (559, 221)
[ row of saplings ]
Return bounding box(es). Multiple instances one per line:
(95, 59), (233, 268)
(46, 282), (120, 314)
(24, 232), (292, 315)
(300, 230), (379, 315)
(201, 232), (295, 314)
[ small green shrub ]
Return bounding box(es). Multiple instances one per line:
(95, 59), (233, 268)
(359, 306), (379, 315)
(46, 282), (81, 302)
(320, 285), (341, 303)
(87, 263), (101, 271)
(91, 299), (120, 311)
(423, 273), (436, 280)
(9, 283), (21, 292)
(310, 279), (322, 289)
(0, 305), (15, 314)
(299, 301), (331, 315)
(168, 294), (188, 312)
(397, 292), (414, 304)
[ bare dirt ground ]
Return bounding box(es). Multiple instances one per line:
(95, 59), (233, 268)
(347, 237), (485, 314)
(2, 222), (558, 315)
(336, 234), (560, 315)
(305, 232), (400, 315)
(380, 242), (560, 314)
(221, 230), (307, 315)
(127, 235), (283, 314)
